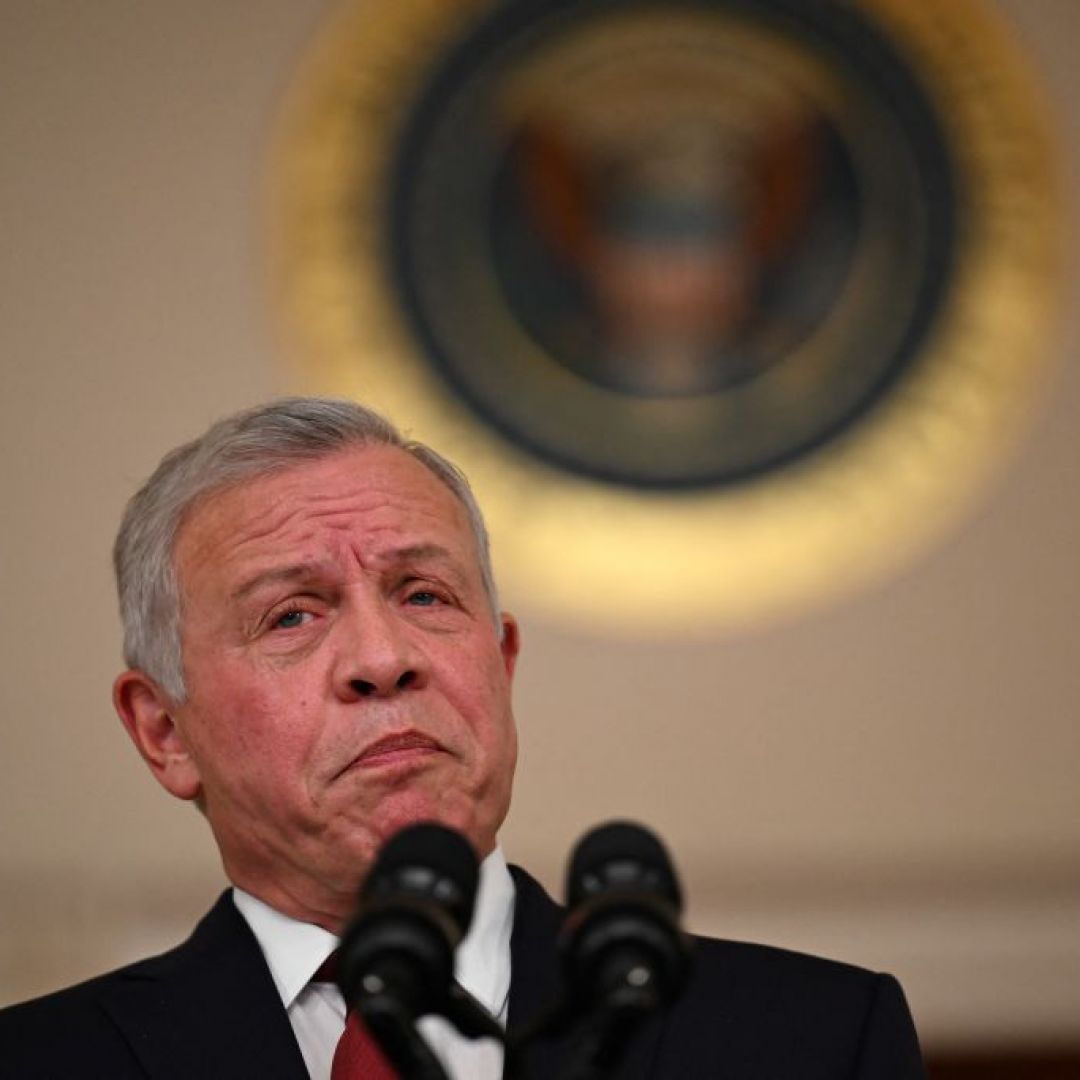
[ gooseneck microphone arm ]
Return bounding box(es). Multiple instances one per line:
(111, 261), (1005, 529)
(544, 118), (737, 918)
(356, 991), (449, 1080)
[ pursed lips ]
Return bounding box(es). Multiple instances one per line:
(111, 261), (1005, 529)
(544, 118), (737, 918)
(347, 730), (443, 771)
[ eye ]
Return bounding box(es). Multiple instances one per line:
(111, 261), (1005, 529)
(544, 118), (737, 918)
(271, 608), (312, 630)
(406, 590), (440, 607)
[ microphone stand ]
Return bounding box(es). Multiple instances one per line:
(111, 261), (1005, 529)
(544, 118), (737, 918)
(359, 993), (450, 1080)
(445, 981), (526, 1080)
(562, 999), (655, 1080)
(355, 973), (521, 1080)
(561, 943), (669, 1080)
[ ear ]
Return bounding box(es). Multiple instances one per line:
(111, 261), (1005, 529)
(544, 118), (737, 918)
(499, 612), (521, 679)
(113, 670), (202, 801)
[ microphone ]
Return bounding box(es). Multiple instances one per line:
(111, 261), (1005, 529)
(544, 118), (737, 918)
(558, 821), (693, 1076)
(337, 822), (483, 1079)
(339, 821), (478, 1018)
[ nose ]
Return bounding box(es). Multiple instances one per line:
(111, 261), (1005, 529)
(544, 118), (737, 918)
(333, 598), (426, 701)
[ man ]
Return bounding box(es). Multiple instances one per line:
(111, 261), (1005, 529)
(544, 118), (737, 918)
(0, 398), (926, 1078)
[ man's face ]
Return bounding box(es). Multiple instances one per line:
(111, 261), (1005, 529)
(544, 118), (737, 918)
(122, 445), (518, 928)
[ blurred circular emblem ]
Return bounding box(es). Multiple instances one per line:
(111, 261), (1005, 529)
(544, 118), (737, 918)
(271, 0), (1060, 628)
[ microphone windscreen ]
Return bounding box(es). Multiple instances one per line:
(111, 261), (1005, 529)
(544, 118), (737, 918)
(362, 822), (480, 938)
(565, 820), (682, 912)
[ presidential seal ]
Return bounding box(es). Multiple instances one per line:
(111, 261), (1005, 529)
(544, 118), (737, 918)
(269, 0), (1061, 630)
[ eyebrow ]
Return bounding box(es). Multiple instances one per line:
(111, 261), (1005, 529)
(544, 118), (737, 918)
(230, 563), (327, 602)
(384, 543), (456, 566)
(229, 545), (462, 602)
(380, 543), (468, 588)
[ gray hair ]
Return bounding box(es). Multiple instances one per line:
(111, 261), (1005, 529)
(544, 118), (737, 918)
(114, 397), (499, 702)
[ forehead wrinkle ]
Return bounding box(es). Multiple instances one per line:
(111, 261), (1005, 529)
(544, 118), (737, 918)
(185, 483), (375, 565)
(179, 451), (481, 600)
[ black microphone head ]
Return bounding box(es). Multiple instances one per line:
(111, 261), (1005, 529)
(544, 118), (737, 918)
(565, 820), (683, 913)
(362, 822), (480, 939)
(337, 822), (480, 1020)
(561, 821), (692, 1016)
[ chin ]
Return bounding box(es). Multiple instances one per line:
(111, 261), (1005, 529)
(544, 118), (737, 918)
(368, 794), (474, 848)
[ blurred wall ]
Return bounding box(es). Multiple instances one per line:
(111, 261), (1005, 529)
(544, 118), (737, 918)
(2, 0), (1079, 1053)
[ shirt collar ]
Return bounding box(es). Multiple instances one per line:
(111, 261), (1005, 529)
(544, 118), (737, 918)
(233, 846), (516, 1016)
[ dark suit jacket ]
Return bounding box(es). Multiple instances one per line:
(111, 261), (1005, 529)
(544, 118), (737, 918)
(0, 868), (925, 1078)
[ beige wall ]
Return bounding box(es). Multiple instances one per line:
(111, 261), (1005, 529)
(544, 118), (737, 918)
(2, 0), (1079, 1050)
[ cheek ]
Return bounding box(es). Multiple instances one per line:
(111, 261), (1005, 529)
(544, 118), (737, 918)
(245, 692), (325, 768)
(186, 675), (314, 783)
(471, 686), (517, 774)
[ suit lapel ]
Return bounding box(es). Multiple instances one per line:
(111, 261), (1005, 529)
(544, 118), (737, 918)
(99, 891), (310, 1079)
(506, 866), (663, 1080)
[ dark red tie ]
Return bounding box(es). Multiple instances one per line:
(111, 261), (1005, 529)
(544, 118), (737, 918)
(330, 1010), (398, 1080)
(314, 953), (399, 1080)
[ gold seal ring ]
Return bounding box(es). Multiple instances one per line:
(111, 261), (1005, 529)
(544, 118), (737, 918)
(268, 0), (1062, 631)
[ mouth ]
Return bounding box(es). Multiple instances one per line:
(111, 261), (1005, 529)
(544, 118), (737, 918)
(350, 731), (443, 770)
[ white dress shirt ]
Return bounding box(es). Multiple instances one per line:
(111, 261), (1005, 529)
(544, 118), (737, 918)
(233, 848), (515, 1080)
